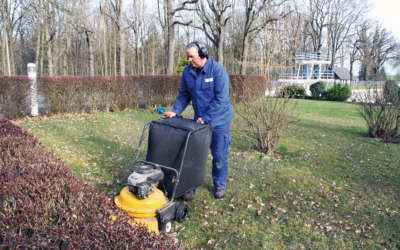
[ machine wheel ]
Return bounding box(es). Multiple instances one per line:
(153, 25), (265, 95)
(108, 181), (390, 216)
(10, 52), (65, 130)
(160, 219), (173, 233)
(175, 203), (190, 223)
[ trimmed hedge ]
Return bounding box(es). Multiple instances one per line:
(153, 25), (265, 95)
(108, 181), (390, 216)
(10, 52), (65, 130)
(229, 75), (266, 103)
(0, 75), (266, 119)
(0, 115), (182, 249)
(0, 76), (31, 119)
(38, 75), (182, 114)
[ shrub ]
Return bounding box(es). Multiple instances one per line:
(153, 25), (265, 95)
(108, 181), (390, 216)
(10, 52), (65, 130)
(0, 76), (30, 119)
(0, 115), (182, 249)
(310, 81), (326, 100)
(355, 85), (400, 141)
(232, 77), (298, 154)
(1, 74), (265, 118)
(282, 84), (307, 98)
(383, 79), (400, 104)
(326, 82), (351, 101)
(174, 57), (190, 75)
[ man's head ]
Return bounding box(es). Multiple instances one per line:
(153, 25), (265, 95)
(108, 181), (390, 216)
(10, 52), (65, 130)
(186, 41), (208, 68)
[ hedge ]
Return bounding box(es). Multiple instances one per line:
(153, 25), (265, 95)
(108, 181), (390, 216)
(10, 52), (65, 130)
(0, 75), (266, 119)
(0, 115), (182, 249)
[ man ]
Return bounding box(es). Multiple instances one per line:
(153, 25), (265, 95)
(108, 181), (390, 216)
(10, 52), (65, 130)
(166, 41), (234, 200)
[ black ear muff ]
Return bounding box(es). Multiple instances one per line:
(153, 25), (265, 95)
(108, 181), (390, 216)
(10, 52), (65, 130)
(192, 41), (208, 59)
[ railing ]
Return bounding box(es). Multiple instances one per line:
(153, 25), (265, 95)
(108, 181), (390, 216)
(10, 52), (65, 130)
(278, 70), (335, 80)
(295, 52), (331, 62)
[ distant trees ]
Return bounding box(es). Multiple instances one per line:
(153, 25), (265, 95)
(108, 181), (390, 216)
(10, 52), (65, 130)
(0, 0), (398, 79)
(357, 22), (399, 80)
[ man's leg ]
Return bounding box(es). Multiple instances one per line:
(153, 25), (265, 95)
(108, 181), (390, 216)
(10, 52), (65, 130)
(210, 122), (231, 198)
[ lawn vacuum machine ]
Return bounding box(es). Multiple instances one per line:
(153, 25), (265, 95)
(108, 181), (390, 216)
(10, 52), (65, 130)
(114, 116), (213, 233)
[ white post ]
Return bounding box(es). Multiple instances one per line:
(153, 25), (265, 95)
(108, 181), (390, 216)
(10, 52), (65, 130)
(28, 63), (38, 116)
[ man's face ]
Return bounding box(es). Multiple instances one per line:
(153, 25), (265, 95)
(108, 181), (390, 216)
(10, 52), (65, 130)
(186, 46), (206, 68)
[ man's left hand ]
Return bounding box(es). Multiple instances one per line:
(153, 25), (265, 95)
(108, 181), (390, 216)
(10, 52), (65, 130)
(196, 117), (204, 124)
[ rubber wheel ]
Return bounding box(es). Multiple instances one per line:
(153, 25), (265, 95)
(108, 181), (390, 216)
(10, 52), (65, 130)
(160, 219), (173, 233)
(175, 203), (190, 223)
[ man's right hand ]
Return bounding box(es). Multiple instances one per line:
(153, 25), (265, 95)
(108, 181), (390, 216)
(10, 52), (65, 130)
(164, 111), (176, 118)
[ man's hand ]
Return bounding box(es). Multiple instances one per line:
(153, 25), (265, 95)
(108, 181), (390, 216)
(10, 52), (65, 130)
(164, 111), (176, 118)
(196, 117), (204, 124)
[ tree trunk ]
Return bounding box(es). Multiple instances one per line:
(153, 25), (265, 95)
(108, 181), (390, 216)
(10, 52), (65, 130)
(217, 26), (225, 65)
(102, 0), (108, 76)
(241, 33), (249, 75)
(167, 0), (174, 75)
(87, 33), (94, 76)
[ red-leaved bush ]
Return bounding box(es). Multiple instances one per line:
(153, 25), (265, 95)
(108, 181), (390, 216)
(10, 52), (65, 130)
(0, 115), (183, 249)
(0, 74), (265, 118)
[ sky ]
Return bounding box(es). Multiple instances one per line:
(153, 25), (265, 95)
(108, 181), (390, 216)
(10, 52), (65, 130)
(368, 0), (400, 40)
(368, 0), (400, 75)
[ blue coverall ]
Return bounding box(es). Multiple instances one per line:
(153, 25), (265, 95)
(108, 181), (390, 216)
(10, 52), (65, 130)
(172, 58), (234, 191)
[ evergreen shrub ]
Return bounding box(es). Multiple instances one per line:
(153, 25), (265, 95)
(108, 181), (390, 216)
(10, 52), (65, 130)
(383, 79), (400, 104)
(282, 84), (307, 98)
(326, 82), (351, 101)
(310, 81), (326, 100)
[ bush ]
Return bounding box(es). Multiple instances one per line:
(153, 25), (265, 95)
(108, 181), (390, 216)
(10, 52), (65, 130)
(355, 85), (400, 141)
(0, 74), (265, 118)
(0, 115), (182, 249)
(232, 77), (298, 154)
(383, 79), (400, 104)
(282, 84), (307, 98)
(38, 75), (182, 113)
(0, 76), (30, 119)
(326, 82), (351, 101)
(174, 57), (190, 75)
(310, 81), (326, 100)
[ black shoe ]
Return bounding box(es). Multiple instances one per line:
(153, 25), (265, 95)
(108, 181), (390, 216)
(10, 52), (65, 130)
(181, 191), (192, 201)
(214, 189), (226, 199)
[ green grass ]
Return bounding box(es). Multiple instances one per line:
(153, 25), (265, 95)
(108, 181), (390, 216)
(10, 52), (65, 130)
(17, 100), (400, 249)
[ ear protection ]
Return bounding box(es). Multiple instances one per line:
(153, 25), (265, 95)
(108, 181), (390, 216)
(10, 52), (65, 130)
(191, 41), (208, 59)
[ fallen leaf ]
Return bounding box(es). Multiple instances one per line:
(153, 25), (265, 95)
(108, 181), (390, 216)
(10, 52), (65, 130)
(267, 202), (276, 210)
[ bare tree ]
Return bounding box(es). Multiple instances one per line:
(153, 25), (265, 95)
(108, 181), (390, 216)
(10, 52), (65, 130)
(0, 0), (28, 75)
(303, 0), (330, 52)
(158, 0), (198, 75)
(195, 0), (231, 65)
(101, 0), (134, 76)
(326, 0), (369, 68)
(240, 0), (289, 75)
(357, 22), (398, 80)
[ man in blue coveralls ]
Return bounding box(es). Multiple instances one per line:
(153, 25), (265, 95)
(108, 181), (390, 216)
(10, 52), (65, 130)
(165, 41), (234, 200)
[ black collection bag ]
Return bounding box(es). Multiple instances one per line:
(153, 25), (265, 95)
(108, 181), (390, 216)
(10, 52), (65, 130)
(146, 117), (213, 198)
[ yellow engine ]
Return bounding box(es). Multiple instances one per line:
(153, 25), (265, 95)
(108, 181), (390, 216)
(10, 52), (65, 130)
(114, 164), (189, 233)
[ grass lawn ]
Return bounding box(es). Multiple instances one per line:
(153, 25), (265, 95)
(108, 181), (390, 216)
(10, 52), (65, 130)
(16, 99), (400, 249)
